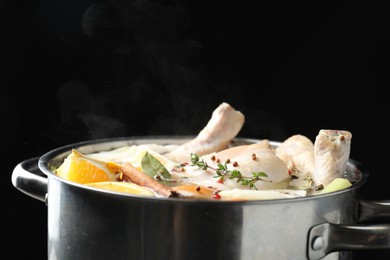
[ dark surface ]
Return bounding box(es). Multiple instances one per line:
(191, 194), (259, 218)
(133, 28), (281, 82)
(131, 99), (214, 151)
(1, 0), (390, 259)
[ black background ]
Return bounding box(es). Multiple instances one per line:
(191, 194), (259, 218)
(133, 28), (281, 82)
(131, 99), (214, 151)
(1, 0), (390, 259)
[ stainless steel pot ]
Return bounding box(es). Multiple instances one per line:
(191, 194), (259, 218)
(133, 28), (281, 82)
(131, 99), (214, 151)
(11, 136), (390, 260)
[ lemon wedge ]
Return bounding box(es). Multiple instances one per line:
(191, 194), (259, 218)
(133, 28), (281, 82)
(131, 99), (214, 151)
(85, 181), (155, 196)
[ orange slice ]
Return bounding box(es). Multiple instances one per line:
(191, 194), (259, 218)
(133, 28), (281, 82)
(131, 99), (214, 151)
(55, 149), (121, 184)
(85, 181), (155, 196)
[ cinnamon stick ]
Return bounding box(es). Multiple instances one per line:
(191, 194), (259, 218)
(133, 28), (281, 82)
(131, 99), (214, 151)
(121, 163), (181, 198)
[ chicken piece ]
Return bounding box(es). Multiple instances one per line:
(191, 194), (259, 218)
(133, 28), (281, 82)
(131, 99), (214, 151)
(165, 102), (245, 163)
(275, 134), (315, 175)
(199, 144), (290, 190)
(312, 129), (352, 187)
(208, 139), (272, 158)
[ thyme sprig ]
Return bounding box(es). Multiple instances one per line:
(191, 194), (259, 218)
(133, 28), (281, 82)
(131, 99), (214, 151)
(190, 153), (270, 190)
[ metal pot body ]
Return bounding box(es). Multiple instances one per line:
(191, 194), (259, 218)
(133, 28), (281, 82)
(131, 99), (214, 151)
(12, 136), (390, 260)
(46, 175), (357, 260)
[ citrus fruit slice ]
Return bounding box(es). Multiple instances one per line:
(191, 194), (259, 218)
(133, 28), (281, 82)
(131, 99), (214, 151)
(55, 149), (121, 184)
(85, 181), (155, 196)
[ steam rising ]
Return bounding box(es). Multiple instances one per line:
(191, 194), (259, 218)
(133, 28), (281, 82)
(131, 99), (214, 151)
(51, 0), (286, 143)
(55, 80), (128, 142)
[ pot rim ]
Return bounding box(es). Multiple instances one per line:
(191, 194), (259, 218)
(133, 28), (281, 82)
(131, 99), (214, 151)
(38, 135), (369, 205)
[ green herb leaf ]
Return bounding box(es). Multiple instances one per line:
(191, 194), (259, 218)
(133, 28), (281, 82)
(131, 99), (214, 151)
(253, 171), (268, 178)
(190, 153), (208, 170)
(141, 152), (171, 180)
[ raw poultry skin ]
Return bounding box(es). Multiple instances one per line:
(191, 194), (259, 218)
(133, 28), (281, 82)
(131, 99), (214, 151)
(312, 130), (352, 187)
(165, 102), (245, 163)
(274, 130), (352, 188)
(275, 134), (315, 177)
(164, 103), (289, 192)
(200, 143), (290, 190)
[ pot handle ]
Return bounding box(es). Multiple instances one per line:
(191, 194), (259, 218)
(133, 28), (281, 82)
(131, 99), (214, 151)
(359, 200), (390, 222)
(11, 157), (47, 204)
(308, 222), (390, 259)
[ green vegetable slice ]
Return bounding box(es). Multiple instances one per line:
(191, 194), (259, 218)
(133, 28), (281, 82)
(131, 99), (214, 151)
(321, 178), (352, 194)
